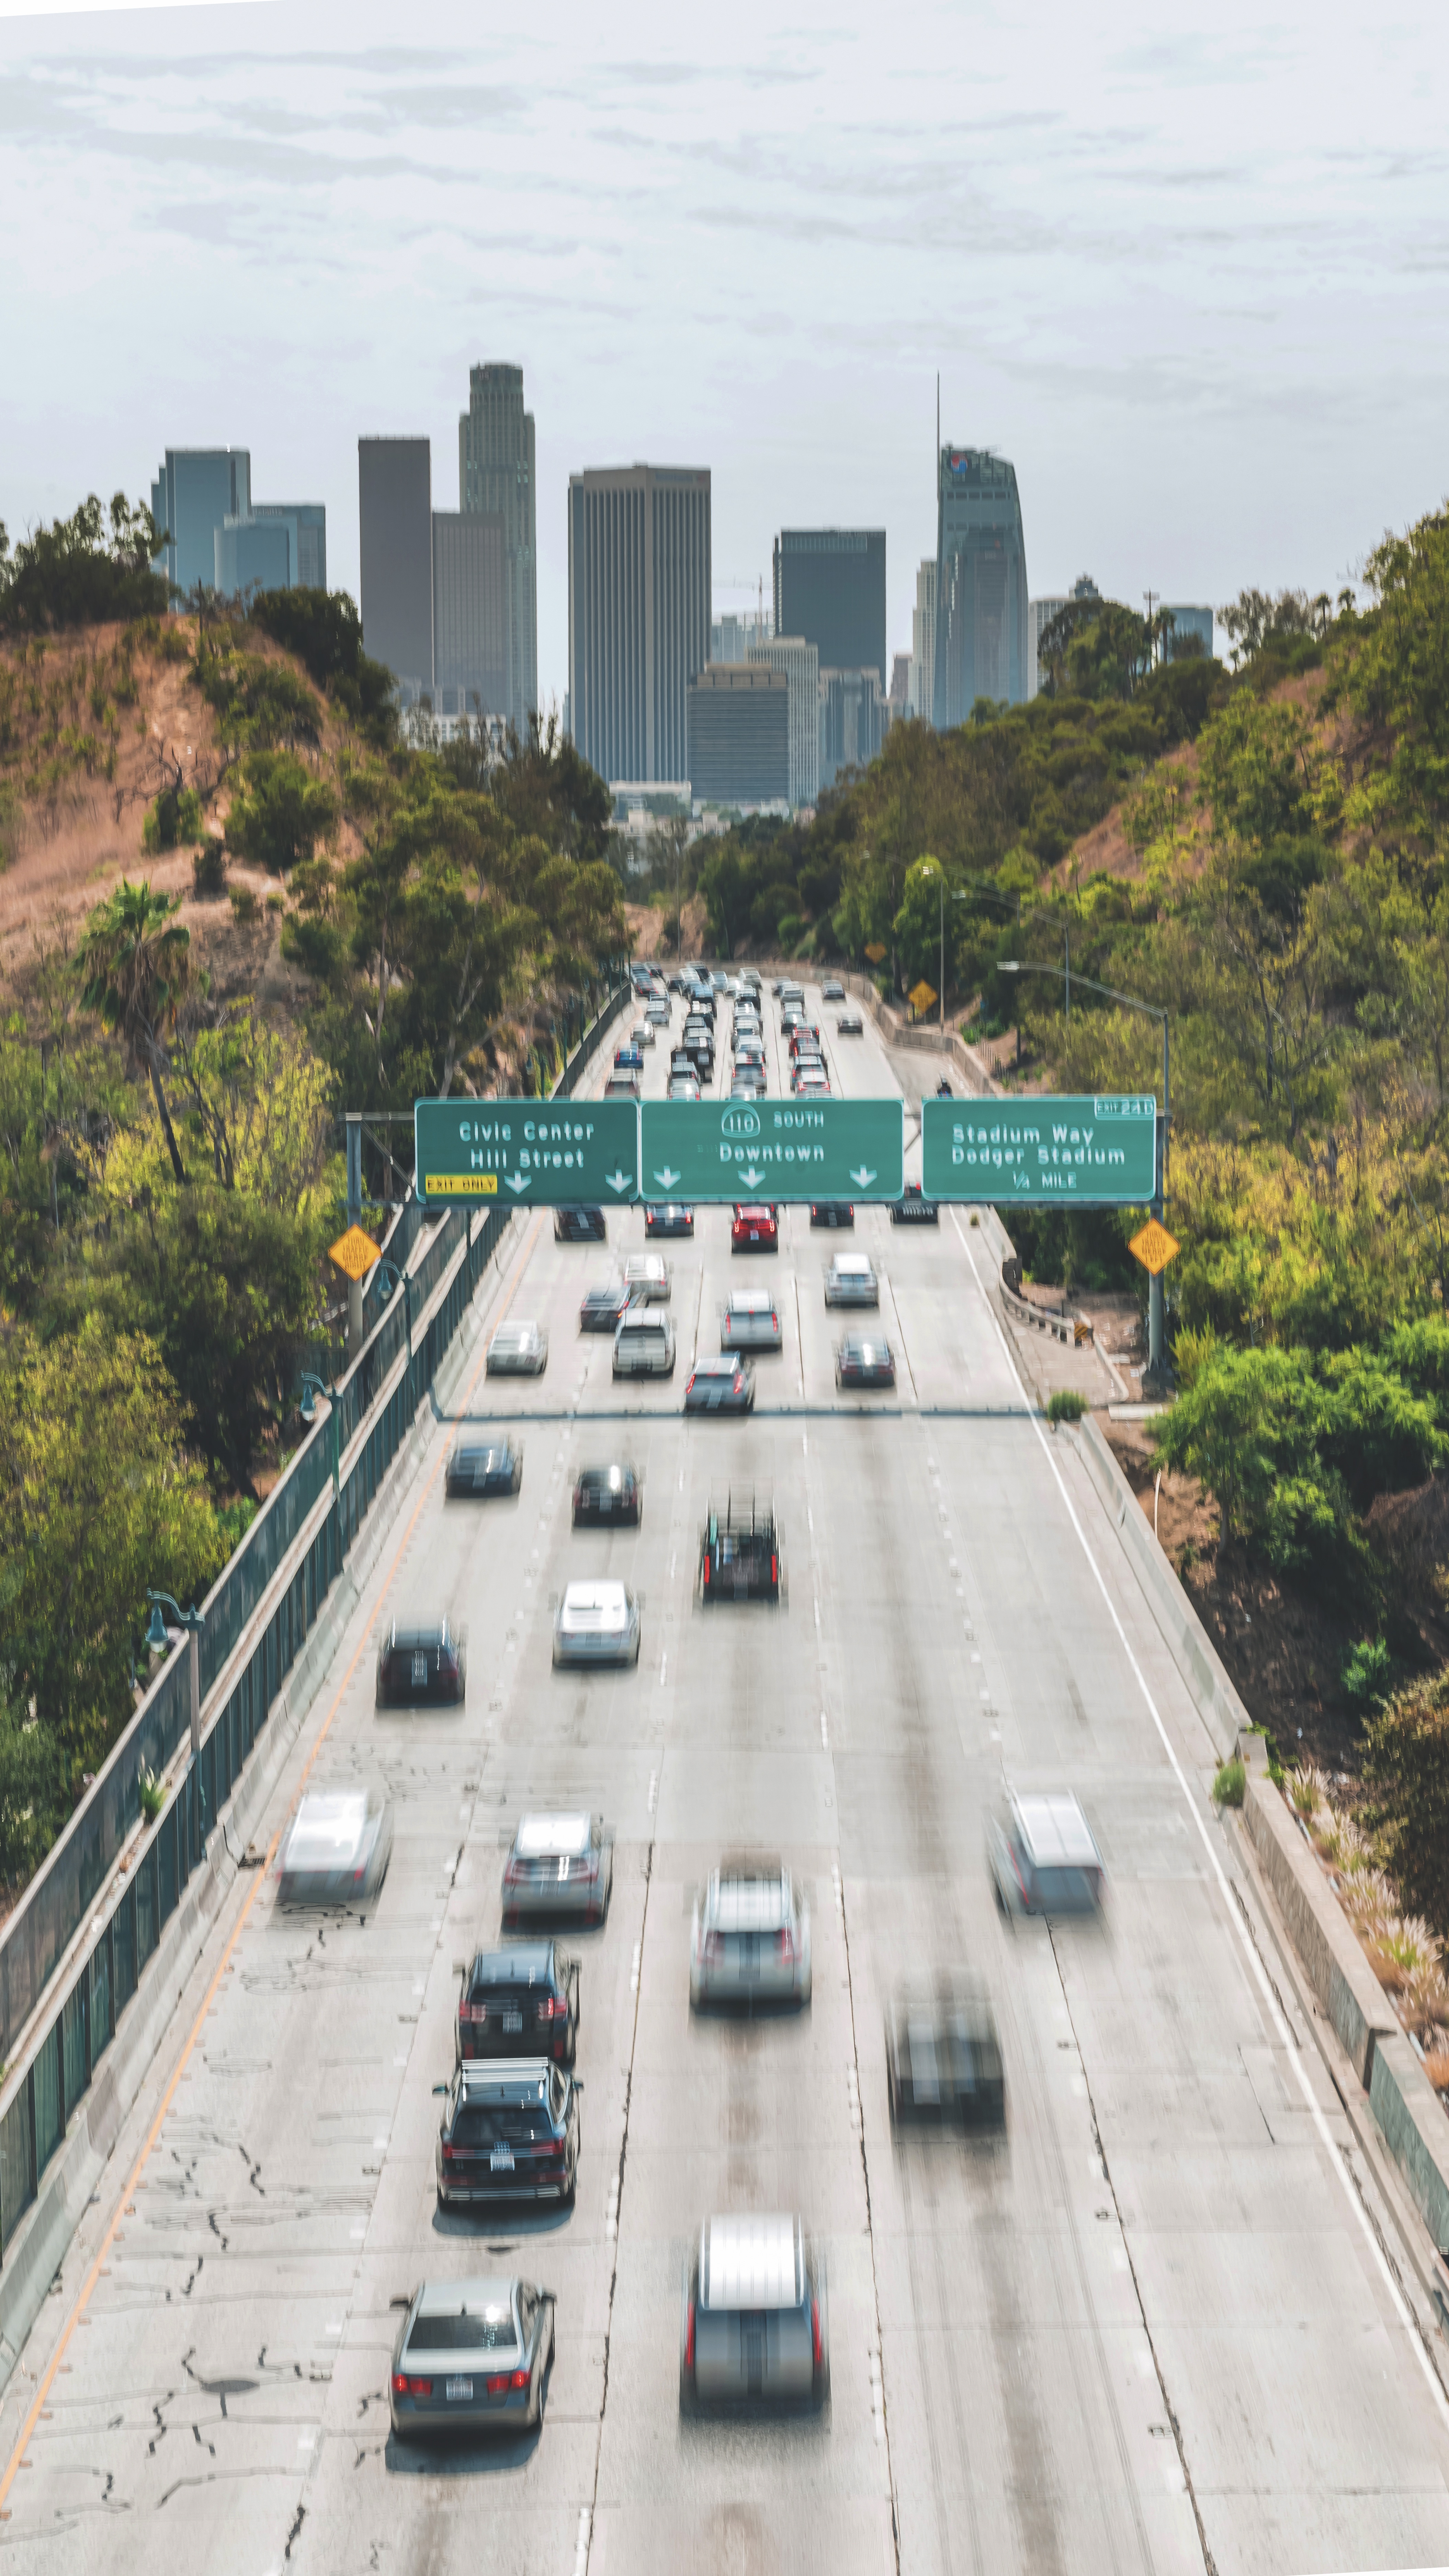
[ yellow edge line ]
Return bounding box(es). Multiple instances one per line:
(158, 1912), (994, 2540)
(0, 1204), (546, 2509)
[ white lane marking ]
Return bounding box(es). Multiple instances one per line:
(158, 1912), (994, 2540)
(820, 1710), (829, 1749)
(950, 1206), (1449, 2430)
(297, 2430), (316, 2452)
(813, 1599), (821, 1630)
(648, 1769), (658, 1816)
(630, 1941), (641, 1994)
(670, 1551), (677, 1580)
(802, 1430), (808, 1457)
(807, 1506), (815, 1533)
(659, 1650), (667, 1686)
(605, 2169), (621, 2241)
(573, 2506), (592, 2576)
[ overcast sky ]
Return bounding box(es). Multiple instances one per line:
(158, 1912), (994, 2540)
(2, 0), (1445, 703)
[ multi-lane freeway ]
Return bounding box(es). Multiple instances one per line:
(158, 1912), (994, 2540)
(3, 978), (1448, 2576)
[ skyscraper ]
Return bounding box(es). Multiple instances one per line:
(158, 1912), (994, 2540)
(358, 438), (434, 698)
(818, 668), (885, 789)
(933, 449), (1028, 723)
(688, 666), (790, 807)
(772, 530), (886, 687)
(567, 465), (711, 784)
(152, 450), (251, 598)
(431, 511), (511, 716)
(910, 558), (936, 730)
(458, 364), (537, 736)
(747, 635), (820, 806)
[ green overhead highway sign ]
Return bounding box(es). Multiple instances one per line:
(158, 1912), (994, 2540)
(921, 1094), (1158, 1204)
(414, 1099), (641, 1207)
(640, 1097), (903, 1202)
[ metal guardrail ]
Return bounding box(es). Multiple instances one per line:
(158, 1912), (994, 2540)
(0, 985), (626, 2260)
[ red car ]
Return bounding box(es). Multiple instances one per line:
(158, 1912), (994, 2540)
(731, 1203), (779, 1252)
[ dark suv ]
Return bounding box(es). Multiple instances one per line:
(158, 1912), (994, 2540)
(457, 1942), (580, 2067)
(375, 1622), (465, 1707)
(436, 2059), (581, 2207)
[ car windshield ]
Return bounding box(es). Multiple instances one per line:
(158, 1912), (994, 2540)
(390, 1627), (446, 1655)
(517, 1813), (591, 1857)
(407, 2307), (517, 2354)
(728, 1292), (771, 1314)
(695, 1358), (739, 1377)
(579, 1466), (628, 1493)
(709, 1872), (791, 1932)
(287, 1792), (368, 1862)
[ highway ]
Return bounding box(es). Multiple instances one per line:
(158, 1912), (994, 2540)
(3, 974), (1448, 2576)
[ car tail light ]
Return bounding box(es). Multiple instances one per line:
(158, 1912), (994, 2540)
(770, 1553), (777, 1584)
(770, 1313), (777, 1329)
(703, 1558), (711, 1586)
(812, 2300), (822, 2369)
(685, 2301), (696, 2371)
(536, 1997), (560, 2020)
(778, 1928), (794, 1963)
(442, 2143), (462, 2161)
(393, 2372), (433, 2397)
(487, 2368), (531, 2394)
(687, 1374), (697, 1393)
(504, 1858), (522, 1882)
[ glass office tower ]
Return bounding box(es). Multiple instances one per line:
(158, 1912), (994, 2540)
(933, 449), (1028, 723)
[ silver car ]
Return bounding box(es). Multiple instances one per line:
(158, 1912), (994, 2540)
(389, 2275), (555, 2440)
(721, 1288), (782, 1352)
(680, 2213), (828, 2414)
(502, 1811), (614, 1927)
(276, 1785), (393, 1906)
(487, 1319), (548, 1376)
(622, 1253), (671, 1304)
(553, 1579), (641, 1668)
(824, 1252), (879, 1309)
(690, 1855), (811, 2010)
(988, 1790), (1105, 1916)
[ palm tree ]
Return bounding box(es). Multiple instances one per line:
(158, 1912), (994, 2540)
(77, 878), (191, 1183)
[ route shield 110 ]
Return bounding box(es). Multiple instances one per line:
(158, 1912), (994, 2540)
(921, 1095), (1158, 1204)
(639, 1098), (903, 1202)
(414, 1099), (641, 1206)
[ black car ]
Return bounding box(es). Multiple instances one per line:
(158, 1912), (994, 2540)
(572, 1462), (642, 1526)
(835, 1334), (896, 1390)
(445, 1438), (522, 1499)
(891, 1185), (939, 1225)
(579, 1282), (635, 1333)
(555, 1206), (607, 1243)
(457, 1941), (580, 2067)
(376, 1621), (466, 1706)
(646, 1203), (695, 1238)
(885, 1981), (1005, 2129)
(436, 2059), (582, 2207)
(700, 1496), (782, 1603)
(810, 1202), (855, 1229)
(669, 1049), (698, 1080)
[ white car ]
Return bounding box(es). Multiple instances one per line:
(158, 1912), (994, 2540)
(690, 1857), (811, 2010)
(552, 1579), (641, 1668)
(646, 998), (670, 1025)
(721, 1288), (782, 1352)
(988, 1790), (1105, 1916)
(502, 1811), (614, 1924)
(278, 1786), (393, 1905)
(634, 1020), (656, 1048)
(487, 1320), (548, 1375)
(824, 1253), (879, 1309)
(622, 1253), (671, 1304)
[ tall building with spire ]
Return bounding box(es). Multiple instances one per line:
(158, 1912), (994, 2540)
(459, 364), (538, 737)
(933, 447), (1028, 722)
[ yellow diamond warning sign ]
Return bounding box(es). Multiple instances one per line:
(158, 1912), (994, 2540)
(328, 1224), (382, 1281)
(1129, 1217), (1179, 1276)
(909, 981), (938, 1017)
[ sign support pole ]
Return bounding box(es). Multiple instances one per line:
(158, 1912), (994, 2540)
(1147, 1014), (1170, 1388)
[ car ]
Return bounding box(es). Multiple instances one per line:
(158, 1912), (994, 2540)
(734, 1045), (765, 1072)
(613, 1310), (675, 1376)
(622, 1253), (671, 1304)
(552, 1580), (641, 1669)
(646, 1202), (694, 1237)
(554, 1206), (607, 1243)
(988, 1790), (1105, 1917)
(645, 997), (670, 1025)
(487, 1319), (548, 1374)
(699, 1495), (782, 1602)
(680, 2212), (828, 2416)
(885, 1979), (1005, 2129)
(389, 2276), (555, 2440)
(457, 1942), (580, 2067)
(604, 1071), (641, 1102)
(436, 2059), (582, 2208)
(821, 978), (846, 1001)
(667, 970), (691, 994)
(572, 1461), (642, 1526)
(668, 1076), (701, 1102)
(276, 1785), (393, 1905)
(376, 1620), (466, 1707)
(632, 1021), (655, 1049)
(835, 1334), (896, 1390)
(891, 1184), (939, 1225)
(792, 1071), (830, 1097)
(503, 1811), (614, 1925)
(446, 1435), (524, 1495)
(824, 1252), (879, 1309)
(613, 1041), (644, 1072)
(730, 1078), (763, 1100)
(684, 1356), (755, 1413)
(731, 1203), (778, 1252)
(690, 1854), (811, 2009)
(669, 1049), (697, 1077)
(810, 1200), (854, 1228)
(836, 1009), (863, 1035)
(721, 1288), (782, 1351)
(579, 1281), (636, 1334)
(788, 1025), (820, 1055)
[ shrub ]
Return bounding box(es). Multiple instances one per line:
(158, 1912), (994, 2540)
(229, 886), (261, 926)
(1342, 1636), (1393, 1710)
(1213, 1756), (1245, 1807)
(138, 1762), (166, 1823)
(141, 784), (204, 854)
(192, 837), (227, 899)
(1046, 1389), (1089, 1426)
(1363, 1667), (1449, 1934)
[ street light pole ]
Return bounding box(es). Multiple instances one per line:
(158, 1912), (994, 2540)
(146, 1591), (206, 1759)
(299, 1371), (340, 1496)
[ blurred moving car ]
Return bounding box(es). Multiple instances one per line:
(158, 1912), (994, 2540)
(277, 1785), (393, 1905)
(578, 1281), (635, 1334)
(810, 1200), (854, 1229)
(988, 1791), (1105, 1917)
(554, 1207), (606, 1243)
(721, 1288), (781, 1352)
(622, 1253), (671, 1303)
(645, 1202), (694, 1237)
(824, 1252), (879, 1309)
(836, 1009), (863, 1035)
(885, 1979), (1005, 2129)
(731, 1204), (778, 1252)
(891, 1184), (939, 1225)
(572, 1461), (642, 1526)
(604, 1071), (641, 1102)
(613, 1310), (675, 1376)
(613, 1040), (644, 1072)
(435, 2060), (581, 2208)
(503, 1812), (614, 1927)
(690, 1854), (810, 2008)
(552, 1580), (641, 1668)
(633, 1020), (655, 1048)
(376, 1621), (466, 1707)
(680, 2214), (828, 2415)
(457, 1941), (579, 2065)
(699, 1496), (781, 1602)
(445, 1435), (523, 1496)
(487, 1320), (548, 1374)
(645, 997), (670, 1025)
(835, 1334), (896, 1390)
(668, 1075), (702, 1102)
(389, 2276), (555, 2440)
(821, 978), (846, 1001)
(685, 1356), (755, 1413)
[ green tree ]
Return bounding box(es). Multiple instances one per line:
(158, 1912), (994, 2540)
(0, 494), (168, 632)
(225, 748), (338, 874)
(76, 878), (191, 1184)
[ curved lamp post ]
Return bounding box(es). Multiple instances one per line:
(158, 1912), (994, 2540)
(299, 1370), (341, 1496)
(145, 1590), (206, 1759)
